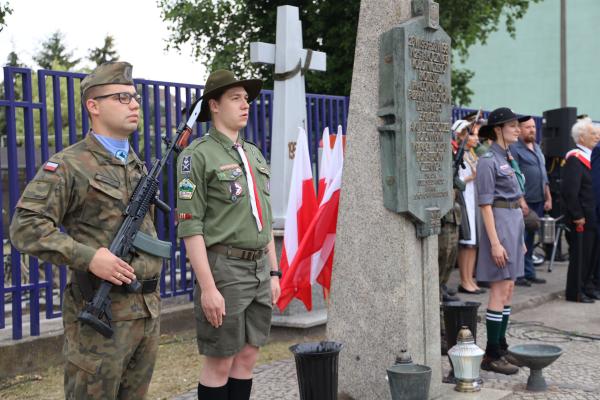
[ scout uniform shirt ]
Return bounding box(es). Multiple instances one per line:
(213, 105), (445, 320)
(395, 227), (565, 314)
(9, 133), (162, 321)
(176, 127), (272, 249)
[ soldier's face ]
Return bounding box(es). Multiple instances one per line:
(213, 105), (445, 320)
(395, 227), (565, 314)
(211, 86), (250, 132)
(89, 84), (140, 138)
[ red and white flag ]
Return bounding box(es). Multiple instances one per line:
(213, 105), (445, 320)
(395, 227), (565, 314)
(279, 128), (318, 308)
(278, 128), (344, 311)
(317, 127), (331, 204)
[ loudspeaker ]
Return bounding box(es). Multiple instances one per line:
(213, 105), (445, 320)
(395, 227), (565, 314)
(541, 107), (577, 158)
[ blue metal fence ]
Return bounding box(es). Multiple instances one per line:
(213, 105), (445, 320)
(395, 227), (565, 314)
(0, 66), (350, 340)
(1, 66), (546, 341)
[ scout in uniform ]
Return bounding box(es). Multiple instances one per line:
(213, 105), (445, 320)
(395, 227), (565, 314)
(10, 61), (162, 399)
(176, 70), (281, 400)
(476, 108), (528, 374)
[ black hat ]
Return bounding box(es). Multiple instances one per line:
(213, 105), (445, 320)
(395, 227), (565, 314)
(479, 107), (530, 140)
(197, 69), (263, 122)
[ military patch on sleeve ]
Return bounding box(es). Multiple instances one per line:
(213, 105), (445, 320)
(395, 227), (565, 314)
(181, 155), (192, 175)
(178, 178), (196, 200)
(43, 161), (59, 172)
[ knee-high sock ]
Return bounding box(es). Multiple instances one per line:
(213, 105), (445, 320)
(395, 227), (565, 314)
(227, 377), (252, 400)
(499, 305), (511, 341)
(486, 309), (503, 346)
(198, 382), (228, 400)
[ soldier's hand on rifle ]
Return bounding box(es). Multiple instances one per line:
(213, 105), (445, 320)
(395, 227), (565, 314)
(201, 287), (226, 328)
(89, 247), (136, 285)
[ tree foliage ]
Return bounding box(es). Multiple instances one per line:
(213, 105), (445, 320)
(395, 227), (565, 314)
(88, 35), (119, 67)
(33, 31), (80, 70)
(159, 0), (539, 103)
(0, 1), (11, 32)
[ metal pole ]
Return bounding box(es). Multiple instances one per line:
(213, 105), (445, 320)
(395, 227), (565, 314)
(560, 0), (567, 107)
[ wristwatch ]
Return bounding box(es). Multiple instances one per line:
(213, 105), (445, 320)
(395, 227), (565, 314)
(270, 270), (282, 278)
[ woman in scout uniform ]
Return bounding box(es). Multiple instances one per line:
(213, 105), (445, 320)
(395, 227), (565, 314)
(176, 70), (281, 400)
(476, 107), (528, 375)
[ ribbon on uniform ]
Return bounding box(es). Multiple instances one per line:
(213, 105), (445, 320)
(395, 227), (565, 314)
(233, 143), (264, 231)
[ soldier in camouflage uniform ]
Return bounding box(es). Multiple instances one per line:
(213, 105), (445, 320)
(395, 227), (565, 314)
(9, 61), (161, 399)
(176, 70), (281, 400)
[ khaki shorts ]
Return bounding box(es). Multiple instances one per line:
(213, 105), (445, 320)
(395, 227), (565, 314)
(194, 249), (272, 357)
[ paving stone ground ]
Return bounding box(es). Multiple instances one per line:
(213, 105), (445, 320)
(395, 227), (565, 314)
(172, 263), (600, 400)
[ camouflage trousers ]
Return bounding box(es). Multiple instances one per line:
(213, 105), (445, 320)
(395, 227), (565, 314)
(438, 221), (459, 290)
(63, 289), (159, 399)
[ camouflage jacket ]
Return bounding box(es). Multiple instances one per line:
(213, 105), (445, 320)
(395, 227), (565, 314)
(9, 133), (161, 321)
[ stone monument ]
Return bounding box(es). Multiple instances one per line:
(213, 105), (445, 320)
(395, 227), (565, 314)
(250, 5), (327, 229)
(327, 0), (451, 398)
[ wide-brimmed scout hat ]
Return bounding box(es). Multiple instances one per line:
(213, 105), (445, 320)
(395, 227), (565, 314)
(479, 107), (530, 140)
(197, 69), (262, 122)
(80, 61), (134, 98)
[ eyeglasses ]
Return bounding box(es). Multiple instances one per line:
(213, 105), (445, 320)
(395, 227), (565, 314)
(93, 92), (142, 105)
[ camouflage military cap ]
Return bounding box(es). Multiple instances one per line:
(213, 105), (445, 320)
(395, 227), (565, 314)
(81, 61), (134, 97)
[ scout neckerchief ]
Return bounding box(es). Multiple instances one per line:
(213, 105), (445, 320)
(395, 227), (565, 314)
(565, 145), (591, 170)
(233, 142), (264, 231)
(507, 148), (526, 193)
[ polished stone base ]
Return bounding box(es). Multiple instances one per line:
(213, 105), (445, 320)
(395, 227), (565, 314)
(436, 383), (511, 400)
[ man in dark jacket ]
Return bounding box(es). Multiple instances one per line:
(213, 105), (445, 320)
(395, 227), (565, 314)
(561, 119), (600, 303)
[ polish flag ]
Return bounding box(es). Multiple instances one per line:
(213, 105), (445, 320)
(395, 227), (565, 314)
(317, 127), (331, 204)
(278, 129), (344, 311)
(279, 128), (318, 308)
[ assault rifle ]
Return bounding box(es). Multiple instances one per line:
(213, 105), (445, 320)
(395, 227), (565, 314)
(78, 99), (203, 338)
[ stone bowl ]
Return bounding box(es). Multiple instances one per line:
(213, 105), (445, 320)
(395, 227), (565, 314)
(508, 344), (563, 391)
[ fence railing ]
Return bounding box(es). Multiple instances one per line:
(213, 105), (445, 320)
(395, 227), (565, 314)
(0, 66), (350, 340)
(2, 66), (544, 341)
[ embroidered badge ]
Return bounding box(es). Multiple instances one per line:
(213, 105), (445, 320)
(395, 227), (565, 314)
(499, 164), (511, 170)
(230, 181), (243, 202)
(177, 212), (193, 221)
(43, 161), (59, 172)
(181, 155), (192, 175)
(178, 178), (196, 200)
(230, 168), (242, 179)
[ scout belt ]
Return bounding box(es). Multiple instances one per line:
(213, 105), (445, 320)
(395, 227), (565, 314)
(208, 244), (269, 261)
(492, 199), (521, 209)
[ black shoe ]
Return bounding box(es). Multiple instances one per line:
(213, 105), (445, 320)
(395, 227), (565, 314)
(443, 284), (458, 296)
(477, 281), (491, 288)
(579, 294), (595, 303)
(458, 285), (485, 295)
(515, 278), (532, 287)
(527, 277), (546, 284)
(443, 292), (460, 302)
(585, 290), (600, 300)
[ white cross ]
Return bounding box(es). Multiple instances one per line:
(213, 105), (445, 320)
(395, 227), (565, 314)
(250, 5), (326, 229)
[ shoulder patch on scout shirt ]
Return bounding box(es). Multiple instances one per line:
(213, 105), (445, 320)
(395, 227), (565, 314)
(499, 164), (511, 171)
(178, 178), (196, 200)
(480, 152), (493, 158)
(181, 155), (192, 174)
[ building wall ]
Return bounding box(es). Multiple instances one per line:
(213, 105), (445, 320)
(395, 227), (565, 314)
(457, 0), (600, 119)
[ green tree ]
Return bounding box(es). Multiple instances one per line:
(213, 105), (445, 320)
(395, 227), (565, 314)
(159, 0), (539, 104)
(88, 35), (119, 66)
(6, 50), (24, 67)
(33, 31), (80, 70)
(0, 1), (12, 32)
